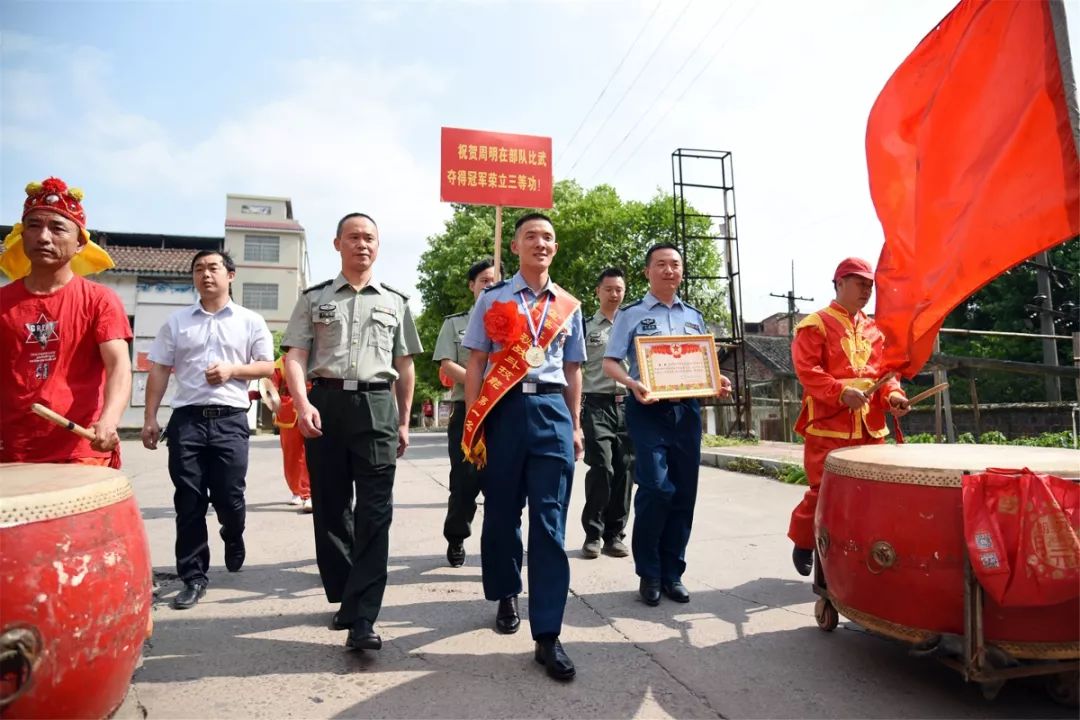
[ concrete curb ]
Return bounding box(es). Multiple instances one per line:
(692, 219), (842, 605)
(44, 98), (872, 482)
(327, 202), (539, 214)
(700, 449), (800, 474)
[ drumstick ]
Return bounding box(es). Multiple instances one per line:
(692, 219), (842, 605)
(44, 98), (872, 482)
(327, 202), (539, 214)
(31, 403), (96, 441)
(906, 382), (950, 406)
(863, 372), (897, 398)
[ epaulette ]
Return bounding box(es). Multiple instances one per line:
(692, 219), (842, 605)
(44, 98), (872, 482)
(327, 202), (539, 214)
(380, 282), (410, 300)
(482, 280), (508, 293)
(444, 310), (468, 319)
(683, 300), (701, 314)
(619, 299), (643, 311)
(794, 312), (826, 336)
(303, 279), (332, 294)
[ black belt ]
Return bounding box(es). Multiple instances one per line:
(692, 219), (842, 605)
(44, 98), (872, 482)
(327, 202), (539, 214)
(510, 381), (564, 395)
(174, 405), (247, 419)
(584, 392), (626, 404)
(312, 378), (391, 392)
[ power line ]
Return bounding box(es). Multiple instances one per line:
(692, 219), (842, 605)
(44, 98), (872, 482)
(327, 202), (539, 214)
(565, 0), (695, 173)
(557, 0), (662, 164)
(587, 0), (737, 181)
(610, 0), (760, 178)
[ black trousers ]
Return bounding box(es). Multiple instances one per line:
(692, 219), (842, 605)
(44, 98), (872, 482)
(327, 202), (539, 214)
(581, 395), (634, 542)
(166, 407), (250, 584)
(443, 400), (481, 542)
(305, 385), (398, 625)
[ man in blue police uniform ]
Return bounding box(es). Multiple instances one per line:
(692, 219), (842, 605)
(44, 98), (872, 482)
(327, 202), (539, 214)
(603, 243), (731, 607)
(463, 212), (585, 681)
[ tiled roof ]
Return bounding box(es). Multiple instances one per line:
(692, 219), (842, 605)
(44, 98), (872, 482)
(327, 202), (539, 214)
(225, 218), (304, 232)
(744, 334), (794, 375)
(103, 245), (194, 275)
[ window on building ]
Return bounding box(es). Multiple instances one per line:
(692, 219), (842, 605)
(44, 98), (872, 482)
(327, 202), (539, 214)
(244, 235), (280, 263)
(242, 283), (278, 310)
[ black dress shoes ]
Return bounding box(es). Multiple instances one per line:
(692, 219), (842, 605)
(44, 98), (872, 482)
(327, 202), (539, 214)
(173, 581), (207, 609)
(346, 619), (382, 651)
(793, 547), (814, 576)
(330, 612), (351, 631)
(220, 528), (245, 572)
(447, 541), (466, 568)
(534, 636), (576, 681)
(662, 580), (690, 603)
(639, 578), (661, 606)
(496, 596), (520, 634)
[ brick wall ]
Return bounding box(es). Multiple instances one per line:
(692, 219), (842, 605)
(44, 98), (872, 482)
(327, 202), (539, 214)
(900, 402), (1076, 438)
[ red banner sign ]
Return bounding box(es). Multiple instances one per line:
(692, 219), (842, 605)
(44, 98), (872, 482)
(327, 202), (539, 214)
(440, 127), (553, 208)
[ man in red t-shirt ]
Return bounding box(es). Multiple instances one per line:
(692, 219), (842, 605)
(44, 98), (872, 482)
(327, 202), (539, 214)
(0, 177), (132, 466)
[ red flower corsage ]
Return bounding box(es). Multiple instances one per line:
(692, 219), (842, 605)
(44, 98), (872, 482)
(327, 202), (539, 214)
(484, 300), (525, 345)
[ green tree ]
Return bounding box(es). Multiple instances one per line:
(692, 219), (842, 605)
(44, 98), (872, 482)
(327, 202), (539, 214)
(938, 239), (1078, 403)
(413, 179), (729, 398)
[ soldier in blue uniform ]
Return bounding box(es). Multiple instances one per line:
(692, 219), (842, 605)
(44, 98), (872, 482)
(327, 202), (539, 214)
(462, 213), (585, 681)
(603, 243), (731, 607)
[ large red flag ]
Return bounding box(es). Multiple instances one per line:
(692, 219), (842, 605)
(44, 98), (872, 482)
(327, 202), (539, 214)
(868, 0), (1079, 378)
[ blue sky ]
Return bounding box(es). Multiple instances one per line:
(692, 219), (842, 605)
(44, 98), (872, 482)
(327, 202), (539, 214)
(3, 0), (1076, 319)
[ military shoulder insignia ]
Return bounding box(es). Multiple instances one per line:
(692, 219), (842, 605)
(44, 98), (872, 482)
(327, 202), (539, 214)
(303, 279), (332, 294)
(444, 310), (468, 319)
(379, 282), (410, 300)
(619, 299), (643, 311)
(483, 280), (508, 293)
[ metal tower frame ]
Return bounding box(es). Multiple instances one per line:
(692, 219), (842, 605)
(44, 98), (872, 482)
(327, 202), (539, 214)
(671, 148), (749, 433)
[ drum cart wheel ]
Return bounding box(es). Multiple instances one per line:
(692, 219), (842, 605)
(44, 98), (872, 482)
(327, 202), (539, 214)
(810, 549), (840, 632)
(814, 598), (839, 632)
(1045, 671), (1079, 707)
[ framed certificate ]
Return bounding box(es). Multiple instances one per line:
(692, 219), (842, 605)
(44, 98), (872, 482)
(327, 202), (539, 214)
(634, 335), (724, 399)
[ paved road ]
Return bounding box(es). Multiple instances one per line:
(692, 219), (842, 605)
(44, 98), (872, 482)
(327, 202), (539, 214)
(111, 433), (1070, 719)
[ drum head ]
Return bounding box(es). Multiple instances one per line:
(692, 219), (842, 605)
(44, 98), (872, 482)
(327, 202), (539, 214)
(0, 463), (132, 527)
(826, 444), (1080, 487)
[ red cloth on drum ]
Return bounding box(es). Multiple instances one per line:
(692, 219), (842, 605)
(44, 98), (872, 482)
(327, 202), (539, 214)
(791, 301), (903, 441)
(962, 468), (1080, 608)
(788, 435), (884, 549)
(0, 275), (132, 464)
(270, 358), (310, 499)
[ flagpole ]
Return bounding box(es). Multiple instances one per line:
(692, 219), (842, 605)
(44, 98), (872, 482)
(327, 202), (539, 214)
(493, 205), (503, 281)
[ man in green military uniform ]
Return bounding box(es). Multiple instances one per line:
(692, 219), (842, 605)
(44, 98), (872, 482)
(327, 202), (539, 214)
(282, 212), (423, 652)
(432, 258), (499, 567)
(580, 267), (633, 559)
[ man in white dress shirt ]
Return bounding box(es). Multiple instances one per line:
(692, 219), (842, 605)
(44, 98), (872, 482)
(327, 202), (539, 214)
(141, 249), (274, 609)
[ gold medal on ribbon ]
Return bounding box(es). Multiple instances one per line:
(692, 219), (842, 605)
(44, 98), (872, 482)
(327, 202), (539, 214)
(524, 345), (545, 368)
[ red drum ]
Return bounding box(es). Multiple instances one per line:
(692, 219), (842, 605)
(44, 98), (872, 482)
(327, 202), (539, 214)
(816, 444), (1079, 659)
(0, 463), (152, 718)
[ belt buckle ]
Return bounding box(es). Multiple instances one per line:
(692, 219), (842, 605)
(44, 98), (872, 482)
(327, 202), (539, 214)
(522, 382), (537, 394)
(343, 379), (359, 391)
(203, 407), (221, 418)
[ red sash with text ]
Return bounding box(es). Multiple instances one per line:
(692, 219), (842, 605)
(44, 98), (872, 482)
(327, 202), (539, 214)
(462, 286), (580, 469)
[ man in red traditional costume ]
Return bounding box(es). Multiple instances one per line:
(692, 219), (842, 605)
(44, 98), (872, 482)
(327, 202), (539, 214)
(271, 356), (313, 511)
(0, 177), (132, 467)
(789, 257), (909, 575)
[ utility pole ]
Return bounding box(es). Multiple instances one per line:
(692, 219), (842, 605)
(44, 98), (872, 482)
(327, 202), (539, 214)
(769, 262), (813, 442)
(1033, 251), (1062, 401)
(770, 261), (814, 340)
